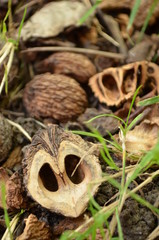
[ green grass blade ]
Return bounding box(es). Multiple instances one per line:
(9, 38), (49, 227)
(137, 95), (159, 106)
(116, 208), (124, 240)
(126, 112), (144, 132)
(137, 0), (159, 42)
(125, 85), (142, 129)
(78, 0), (102, 25)
(127, 0), (141, 31)
(17, 7), (27, 47)
(72, 129), (119, 170)
(86, 113), (125, 126)
(130, 192), (159, 215)
(1, 183), (13, 240)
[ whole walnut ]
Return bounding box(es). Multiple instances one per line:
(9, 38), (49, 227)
(23, 73), (88, 122)
(34, 52), (96, 83)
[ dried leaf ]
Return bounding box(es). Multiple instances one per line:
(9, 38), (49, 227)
(16, 214), (51, 240)
(125, 120), (159, 155)
(21, 1), (90, 41)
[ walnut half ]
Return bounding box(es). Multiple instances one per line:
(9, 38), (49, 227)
(22, 125), (102, 217)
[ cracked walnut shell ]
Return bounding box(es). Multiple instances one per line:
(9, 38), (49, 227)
(22, 125), (102, 217)
(23, 73), (88, 122)
(35, 52), (96, 83)
(89, 61), (159, 106)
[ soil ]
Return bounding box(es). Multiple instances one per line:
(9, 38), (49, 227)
(0, 1), (159, 240)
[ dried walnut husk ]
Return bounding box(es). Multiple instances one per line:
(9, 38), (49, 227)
(23, 73), (88, 122)
(35, 52), (96, 84)
(89, 61), (159, 106)
(16, 214), (52, 240)
(22, 125), (102, 217)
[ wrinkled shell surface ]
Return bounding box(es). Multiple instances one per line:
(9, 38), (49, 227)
(35, 52), (96, 83)
(0, 169), (25, 210)
(89, 61), (159, 106)
(23, 73), (88, 122)
(23, 125), (102, 217)
(16, 214), (51, 240)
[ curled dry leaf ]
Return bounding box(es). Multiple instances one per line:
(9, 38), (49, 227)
(0, 169), (25, 210)
(53, 214), (86, 235)
(22, 125), (102, 217)
(23, 73), (88, 122)
(89, 61), (159, 106)
(34, 52), (96, 84)
(127, 39), (158, 63)
(21, 1), (90, 41)
(6, 172), (25, 210)
(0, 114), (13, 162)
(16, 214), (52, 240)
(3, 146), (22, 170)
(122, 120), (159, 155)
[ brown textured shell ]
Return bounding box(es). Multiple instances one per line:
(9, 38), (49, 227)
(89, 61), (159, 106)
(23, 73), (88, 122)
(34, 52), (96, 83)
(16, 214), (52, 240)
(22, 124), (102, 217)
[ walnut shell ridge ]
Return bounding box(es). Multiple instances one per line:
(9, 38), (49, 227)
(23, 73), (88, 122)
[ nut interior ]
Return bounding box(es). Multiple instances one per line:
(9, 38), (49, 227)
(122, 68), (135, 94)
(39, 163), (58, 192)
(102, 74), (120, 101)
(65, 154), (85, 184)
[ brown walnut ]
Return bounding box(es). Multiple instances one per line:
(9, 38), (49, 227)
(22, 124), (102, 217)
(35, 52), (96, 83)
(23, 73), (88, 122)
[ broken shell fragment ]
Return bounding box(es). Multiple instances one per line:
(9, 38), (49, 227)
(89, 61), (159, 106)
(16, 214), (52, 240)
(125, 120), (159, 155)
(0, 169), (25, 210)
(23, 73), (88, 122)
(35, 52), (96, 83)
(23, 125), (102, 217)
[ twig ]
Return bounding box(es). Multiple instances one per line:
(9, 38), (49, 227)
(1, 213), (20, 240)
(21, 46), (125, 59)
(0, 43), (12, 65)
(147, 226), (159, 240)
(6, 119), (32, 142)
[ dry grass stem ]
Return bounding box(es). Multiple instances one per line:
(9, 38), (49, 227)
(0, 46), (14, 94)
(1, 213), (20, 240)
(147, 226), (159, 240)
(6, 119), (32, 142)
(22, 46), (125, 59)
